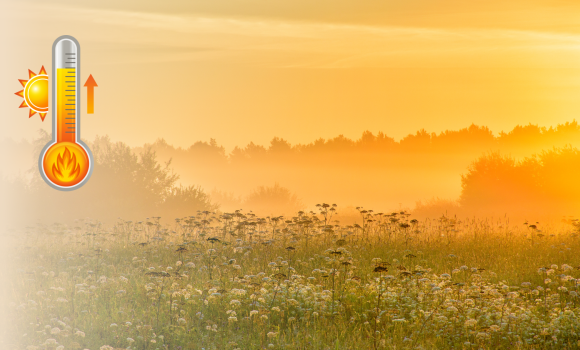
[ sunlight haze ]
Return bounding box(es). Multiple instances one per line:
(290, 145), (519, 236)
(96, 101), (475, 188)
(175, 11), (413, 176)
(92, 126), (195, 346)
(2, 0), (580, 150)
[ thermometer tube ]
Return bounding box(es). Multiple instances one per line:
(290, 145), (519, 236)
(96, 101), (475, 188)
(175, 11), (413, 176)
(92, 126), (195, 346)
(39, 35), (93, 190)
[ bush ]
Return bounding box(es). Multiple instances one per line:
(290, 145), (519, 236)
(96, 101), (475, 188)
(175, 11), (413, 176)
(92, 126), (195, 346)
(459, 147), (580, 216)
(244, 183), (303, 215)
(160, 185), (218, 218)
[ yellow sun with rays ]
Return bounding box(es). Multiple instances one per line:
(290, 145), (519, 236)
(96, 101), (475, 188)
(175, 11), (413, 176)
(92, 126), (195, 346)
(15, 66), (49, 121)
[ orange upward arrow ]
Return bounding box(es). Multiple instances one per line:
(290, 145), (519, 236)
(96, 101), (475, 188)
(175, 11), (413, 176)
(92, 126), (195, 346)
(84, 75), (98, 114)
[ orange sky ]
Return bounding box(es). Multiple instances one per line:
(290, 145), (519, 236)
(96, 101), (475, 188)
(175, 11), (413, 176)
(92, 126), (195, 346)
(2, 0), (580, 151)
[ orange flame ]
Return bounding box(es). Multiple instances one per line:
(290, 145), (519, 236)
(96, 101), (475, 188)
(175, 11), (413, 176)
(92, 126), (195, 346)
(42, 142), (90, 187)
(52, 147), (81, 183)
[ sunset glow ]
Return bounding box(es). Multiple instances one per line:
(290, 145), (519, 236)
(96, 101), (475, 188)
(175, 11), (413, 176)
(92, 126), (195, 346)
(3, 2), (580, 349)
(3, 1), (580, 150)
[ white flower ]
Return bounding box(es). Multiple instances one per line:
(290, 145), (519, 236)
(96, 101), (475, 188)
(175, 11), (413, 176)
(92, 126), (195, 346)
(506, 292), (518, 299)
(50, 327), (61, 335)
(230, 288), (247, 296)
(464, 319), (477, 327)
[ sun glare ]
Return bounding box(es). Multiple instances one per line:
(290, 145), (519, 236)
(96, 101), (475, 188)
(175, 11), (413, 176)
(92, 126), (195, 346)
(15, 66), (48, 121)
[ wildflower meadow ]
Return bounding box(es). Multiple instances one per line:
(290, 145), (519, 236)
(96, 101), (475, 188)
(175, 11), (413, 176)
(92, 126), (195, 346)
(7, 206), (580, 349)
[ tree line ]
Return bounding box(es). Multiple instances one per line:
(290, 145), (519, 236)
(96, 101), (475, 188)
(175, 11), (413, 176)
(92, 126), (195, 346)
(1, 131), (216, 227)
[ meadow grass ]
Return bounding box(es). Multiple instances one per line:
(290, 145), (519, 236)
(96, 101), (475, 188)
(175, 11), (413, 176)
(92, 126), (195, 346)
(7, 208), (580, 350)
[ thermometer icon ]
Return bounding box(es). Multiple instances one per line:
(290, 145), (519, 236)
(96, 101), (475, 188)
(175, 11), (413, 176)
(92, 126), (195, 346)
(39, 36), (93, 190)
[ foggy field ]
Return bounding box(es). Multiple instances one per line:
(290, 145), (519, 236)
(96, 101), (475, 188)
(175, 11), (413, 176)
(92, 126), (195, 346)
(2, 123), (579, 349)
(5, 1), (580, 349)
(5, 209), (580, 350)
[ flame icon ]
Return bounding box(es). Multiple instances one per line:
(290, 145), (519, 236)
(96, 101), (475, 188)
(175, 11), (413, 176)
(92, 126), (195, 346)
(52, 147), (81, 183)
(42, 141), (90, 188)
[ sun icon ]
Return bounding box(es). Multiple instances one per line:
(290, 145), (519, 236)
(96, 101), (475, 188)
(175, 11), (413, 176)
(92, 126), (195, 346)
(15, 66), (49, 121)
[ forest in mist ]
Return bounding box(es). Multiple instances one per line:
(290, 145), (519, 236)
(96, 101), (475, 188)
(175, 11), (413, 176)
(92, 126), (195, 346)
(140, 121), (580, 217)
(0, 121), (579, 227)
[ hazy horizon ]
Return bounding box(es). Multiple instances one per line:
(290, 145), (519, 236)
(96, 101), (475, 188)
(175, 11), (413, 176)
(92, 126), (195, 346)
(2, 120), (578, 227)
(3, 0), (580, 151)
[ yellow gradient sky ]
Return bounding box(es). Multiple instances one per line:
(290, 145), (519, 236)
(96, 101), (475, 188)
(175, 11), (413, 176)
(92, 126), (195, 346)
(2, 0), (580, 151)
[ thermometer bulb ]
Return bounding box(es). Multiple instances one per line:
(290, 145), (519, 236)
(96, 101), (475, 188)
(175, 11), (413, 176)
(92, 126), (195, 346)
(39, 36), (93, 190)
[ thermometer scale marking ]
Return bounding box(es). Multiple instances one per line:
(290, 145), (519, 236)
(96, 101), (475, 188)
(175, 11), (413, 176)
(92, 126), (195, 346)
(57, 67), (77, 141)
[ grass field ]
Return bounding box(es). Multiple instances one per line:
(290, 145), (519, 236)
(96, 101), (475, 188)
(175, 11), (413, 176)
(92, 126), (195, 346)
(6, 208), (580, 349)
